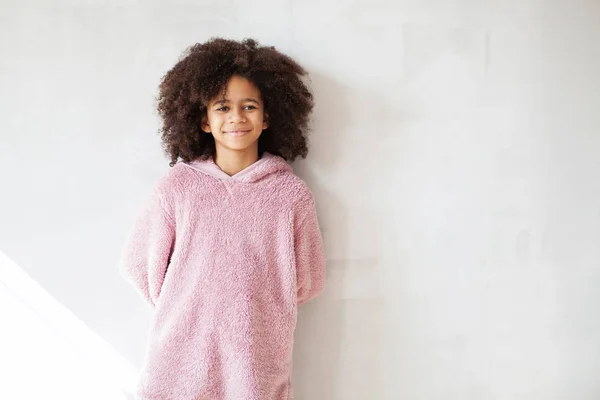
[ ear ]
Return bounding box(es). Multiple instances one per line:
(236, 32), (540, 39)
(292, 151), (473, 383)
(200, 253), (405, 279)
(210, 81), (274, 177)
(262, 112), (269, 130)
(201, 114), (211, 133)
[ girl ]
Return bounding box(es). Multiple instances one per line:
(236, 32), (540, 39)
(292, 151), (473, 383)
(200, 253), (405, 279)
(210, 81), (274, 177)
(119, 37), (326, 400)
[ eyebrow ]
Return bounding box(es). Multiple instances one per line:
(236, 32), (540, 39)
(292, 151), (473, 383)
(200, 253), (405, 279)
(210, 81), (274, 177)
(213, 98), (260, 105)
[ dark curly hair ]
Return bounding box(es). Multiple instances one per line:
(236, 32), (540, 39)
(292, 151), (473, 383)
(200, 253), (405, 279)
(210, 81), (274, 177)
(156, 37), (314, 167)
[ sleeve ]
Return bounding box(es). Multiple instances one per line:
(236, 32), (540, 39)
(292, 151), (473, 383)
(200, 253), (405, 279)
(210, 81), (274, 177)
(118, 181), (175, 309)
(294, 191), (327, 306)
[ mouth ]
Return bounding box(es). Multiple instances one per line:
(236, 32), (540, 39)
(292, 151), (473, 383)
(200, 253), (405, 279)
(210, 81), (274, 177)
(224, 129), (251, 137)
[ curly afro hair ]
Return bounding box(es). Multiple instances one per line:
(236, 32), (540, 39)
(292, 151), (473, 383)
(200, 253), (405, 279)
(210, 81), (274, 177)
(156, 37), (314, 167)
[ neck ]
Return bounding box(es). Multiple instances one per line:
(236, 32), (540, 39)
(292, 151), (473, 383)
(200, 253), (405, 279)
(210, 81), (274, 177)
(213, 148), (260, 176)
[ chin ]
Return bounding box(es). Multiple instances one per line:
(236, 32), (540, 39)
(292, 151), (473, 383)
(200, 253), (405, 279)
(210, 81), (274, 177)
(219, 142), (258, 152)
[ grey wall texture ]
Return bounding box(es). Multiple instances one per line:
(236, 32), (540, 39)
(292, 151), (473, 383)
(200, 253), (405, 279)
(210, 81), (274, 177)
(1, 0), (600, 399)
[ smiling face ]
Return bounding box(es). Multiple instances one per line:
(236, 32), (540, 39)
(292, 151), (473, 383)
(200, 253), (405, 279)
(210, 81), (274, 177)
(201, 75), (269, 159)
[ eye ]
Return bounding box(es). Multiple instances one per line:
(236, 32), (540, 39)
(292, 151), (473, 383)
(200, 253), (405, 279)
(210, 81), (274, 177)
(216, 106), (229, 112)
(244, 105), (257, 110)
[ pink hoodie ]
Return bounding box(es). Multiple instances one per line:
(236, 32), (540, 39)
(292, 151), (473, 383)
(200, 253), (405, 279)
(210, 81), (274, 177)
(119, 152), (326, 400)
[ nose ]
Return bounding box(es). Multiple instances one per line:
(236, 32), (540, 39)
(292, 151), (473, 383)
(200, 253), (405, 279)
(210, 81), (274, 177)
(229, 107), (246, 123)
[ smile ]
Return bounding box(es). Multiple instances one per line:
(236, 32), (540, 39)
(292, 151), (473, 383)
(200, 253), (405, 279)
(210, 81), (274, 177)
(224, 129), (251, 137)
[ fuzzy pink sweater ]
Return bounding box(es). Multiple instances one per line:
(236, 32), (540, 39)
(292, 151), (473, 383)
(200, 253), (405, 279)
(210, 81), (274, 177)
(119, 152), (326, 400)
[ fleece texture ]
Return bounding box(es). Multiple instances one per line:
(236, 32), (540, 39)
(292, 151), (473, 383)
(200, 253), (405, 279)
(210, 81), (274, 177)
(119, 152), (326, 400)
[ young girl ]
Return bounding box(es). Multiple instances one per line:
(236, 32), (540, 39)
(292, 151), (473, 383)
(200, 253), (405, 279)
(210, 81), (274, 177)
(119, 37), (326, 400)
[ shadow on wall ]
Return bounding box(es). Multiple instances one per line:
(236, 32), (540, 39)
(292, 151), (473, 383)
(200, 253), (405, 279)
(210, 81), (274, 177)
(296, 68), (410, 177)
(291, 71), (391, 399)
(290, 184), (344, 400)
(291, 185), (388, 400)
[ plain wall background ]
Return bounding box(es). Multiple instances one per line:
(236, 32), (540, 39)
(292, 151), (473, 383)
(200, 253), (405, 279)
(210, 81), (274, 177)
(2, 0), (600, 398)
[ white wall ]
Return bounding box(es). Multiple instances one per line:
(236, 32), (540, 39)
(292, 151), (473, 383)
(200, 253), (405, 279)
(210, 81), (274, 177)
(0, 250), (137, 399)
(2, 0), (600, 399)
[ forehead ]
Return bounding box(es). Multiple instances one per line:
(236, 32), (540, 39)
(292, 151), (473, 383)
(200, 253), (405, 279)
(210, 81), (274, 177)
(213, 75), (262, 102)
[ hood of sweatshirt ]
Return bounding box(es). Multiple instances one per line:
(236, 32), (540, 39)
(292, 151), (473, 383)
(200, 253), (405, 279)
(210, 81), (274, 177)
(183, 152), (292, 183)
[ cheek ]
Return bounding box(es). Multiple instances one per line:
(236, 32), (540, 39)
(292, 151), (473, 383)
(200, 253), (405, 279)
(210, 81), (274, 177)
(207, 114), (222, 126)
(254, 113), (265, 125)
